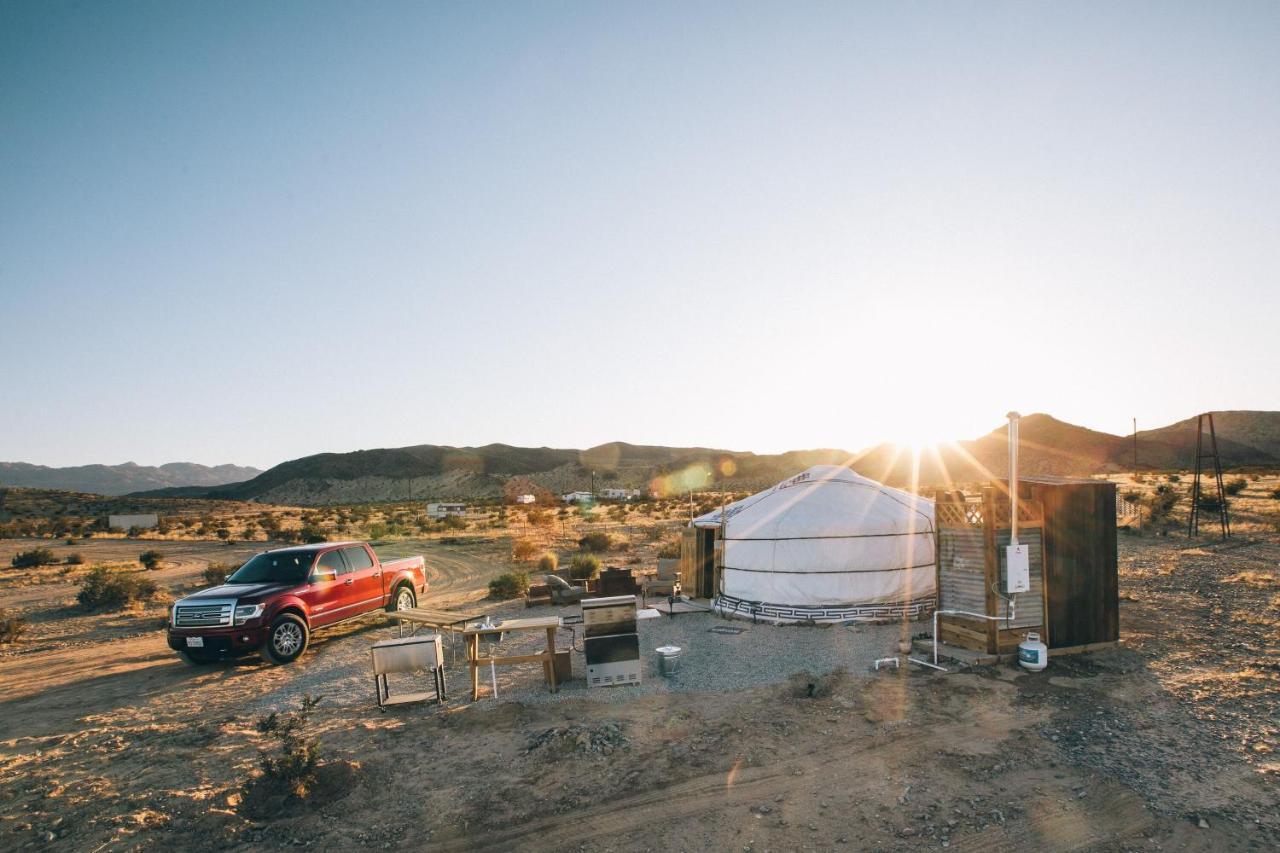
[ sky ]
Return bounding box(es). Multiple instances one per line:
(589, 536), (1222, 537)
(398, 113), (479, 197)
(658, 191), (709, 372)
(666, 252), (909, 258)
(2, 1), (1277, 471)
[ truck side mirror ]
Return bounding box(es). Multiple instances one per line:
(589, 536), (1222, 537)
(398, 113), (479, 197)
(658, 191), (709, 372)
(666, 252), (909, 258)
(310, 567), (338, 584)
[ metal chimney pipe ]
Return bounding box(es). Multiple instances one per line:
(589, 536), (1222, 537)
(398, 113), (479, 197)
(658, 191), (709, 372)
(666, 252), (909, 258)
(1007, 411), (1021, 547)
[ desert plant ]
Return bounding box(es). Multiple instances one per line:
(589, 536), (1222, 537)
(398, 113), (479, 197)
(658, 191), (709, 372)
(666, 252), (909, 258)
(203, 562), (233, 586)
(488, 570), (530, 599)
(443, 515), (468, 531)
(64, 552), (84, 565)
(512, 538), (539, 561)
(138, 550), (164, 570)
(367, 522), (388, 540)
(577, 532), (613, 553)
(1223, 477), (1248, 496)
(300, 525), (327, 544)
(1144, 484), (1181, 528)
(527, 508), (553, 527)
(252, 695), (322, 801)
(656, 538), (681, 559)
(215, 527), (232, 541)
(1271, 487), (1280, 500)
(1167, 473), (1182, 483)
(77, 568), (158, 611)
(537, 553), (558, 573)
(0, 610), (27, 643)
(10, 547), (56, 568)
(569, 553), (601, 581)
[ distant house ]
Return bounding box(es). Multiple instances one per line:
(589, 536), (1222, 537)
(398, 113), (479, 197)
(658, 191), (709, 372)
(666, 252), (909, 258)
(109, 513), (158, 530)
(599, 488), (640, 501)
(561, 491), (594, 504)
(514, 494), (536, 504)
(426, 502), (466, 519)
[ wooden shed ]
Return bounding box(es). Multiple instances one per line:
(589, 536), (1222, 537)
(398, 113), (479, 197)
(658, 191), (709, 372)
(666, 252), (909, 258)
(935, 476), (1118, 655)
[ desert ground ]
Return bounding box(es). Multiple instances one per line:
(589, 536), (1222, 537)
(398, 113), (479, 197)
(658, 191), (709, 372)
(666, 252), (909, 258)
(0, 488), (1277, 852)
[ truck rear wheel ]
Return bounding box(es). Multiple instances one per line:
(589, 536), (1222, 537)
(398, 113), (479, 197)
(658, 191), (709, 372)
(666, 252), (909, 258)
(263, 613), (308, 664)
(388, 584), (416, 613)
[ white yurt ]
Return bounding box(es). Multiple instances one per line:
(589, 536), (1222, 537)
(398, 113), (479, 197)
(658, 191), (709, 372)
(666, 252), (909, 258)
(695, 465), (936, 623)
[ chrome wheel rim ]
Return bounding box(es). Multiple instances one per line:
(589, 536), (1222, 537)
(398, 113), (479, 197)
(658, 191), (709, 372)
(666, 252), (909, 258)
(273, 622), (303, 656)
(396, 589), (414, 611)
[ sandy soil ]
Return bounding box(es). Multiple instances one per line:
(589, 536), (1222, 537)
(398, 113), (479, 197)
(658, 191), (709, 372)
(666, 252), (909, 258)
(0, 534), (1276, 852)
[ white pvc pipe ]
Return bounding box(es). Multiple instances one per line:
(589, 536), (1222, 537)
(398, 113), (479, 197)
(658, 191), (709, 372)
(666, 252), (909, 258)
(930, 603), (1016, 666)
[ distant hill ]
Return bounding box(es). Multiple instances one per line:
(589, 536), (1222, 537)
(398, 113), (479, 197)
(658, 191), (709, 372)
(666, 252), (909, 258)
(0, 461), (262, 496)
(122, 410), (1280, 505)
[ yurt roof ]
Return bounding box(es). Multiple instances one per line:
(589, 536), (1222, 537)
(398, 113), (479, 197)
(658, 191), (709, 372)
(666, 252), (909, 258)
(693, 465), (934, 538)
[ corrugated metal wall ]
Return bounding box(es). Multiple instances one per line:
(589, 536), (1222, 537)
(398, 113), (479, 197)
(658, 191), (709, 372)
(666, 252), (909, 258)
(938, 528), (986, 614)
(938, 526), (1043, 630)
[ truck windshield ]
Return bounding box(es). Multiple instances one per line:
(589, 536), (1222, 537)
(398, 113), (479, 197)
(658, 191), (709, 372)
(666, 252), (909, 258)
(225, 552), (314, 584)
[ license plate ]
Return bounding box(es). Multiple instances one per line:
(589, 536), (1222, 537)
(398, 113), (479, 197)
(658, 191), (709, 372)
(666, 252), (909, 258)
(186, 636), (204, 648)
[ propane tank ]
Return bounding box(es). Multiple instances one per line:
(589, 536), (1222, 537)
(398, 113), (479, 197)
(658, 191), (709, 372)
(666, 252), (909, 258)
(1018, 632), (1048, 671)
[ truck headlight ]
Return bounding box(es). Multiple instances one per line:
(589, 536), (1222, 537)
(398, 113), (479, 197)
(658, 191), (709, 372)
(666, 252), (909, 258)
(234, 603), (265, 625)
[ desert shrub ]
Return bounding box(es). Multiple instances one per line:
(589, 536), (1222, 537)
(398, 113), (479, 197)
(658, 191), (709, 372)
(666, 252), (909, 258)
(443, 515), (469, 531)
(1271, 487), (1280, 500)
(527, 508), (553, 527)
(656, 538), (681, 559)
(367, 522), (388, 540)
(0, 611), (28, 643)
(1166, 473), (1182, 483)
(537, 553), (558, 573)
(300, 525), (327, 544)
(215, 527), (231, 541)
(578, 532), (613, 553)
(569, 553), (601, 581)
(1144, 484), (1181, 527)
(488, 571), (530, 599)
(1120, 489), (1142, 504)
(203, 562), (233, 586)
(1195, 489), (1226, 512)
(138, 549), (164, 570)
(77, 568), (157, 611)
(64, 552), (84, 565)
(512, 538), (539, 561)
(10, 547), (56, 568)
(250, 695), (322, 803)
(1223, 477), (1248, 496)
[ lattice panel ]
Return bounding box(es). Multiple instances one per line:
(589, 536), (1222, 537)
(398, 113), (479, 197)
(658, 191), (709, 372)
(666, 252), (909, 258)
(936, 501), (983, 528)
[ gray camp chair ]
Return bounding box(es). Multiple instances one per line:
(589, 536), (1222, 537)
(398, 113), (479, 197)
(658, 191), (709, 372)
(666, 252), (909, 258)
(544, 574), (586, 605)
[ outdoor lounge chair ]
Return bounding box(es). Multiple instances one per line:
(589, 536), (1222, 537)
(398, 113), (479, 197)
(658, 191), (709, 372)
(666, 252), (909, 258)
(544, 574), (586, 605)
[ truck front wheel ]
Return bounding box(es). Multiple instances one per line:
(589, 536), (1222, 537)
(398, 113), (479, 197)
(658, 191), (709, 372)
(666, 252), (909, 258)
(263, 614), (308, 664)
(388, 584), (416, 613)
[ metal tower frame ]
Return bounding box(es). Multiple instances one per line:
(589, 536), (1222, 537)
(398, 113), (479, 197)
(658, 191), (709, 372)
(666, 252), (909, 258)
(1188, 413), (1230, 540)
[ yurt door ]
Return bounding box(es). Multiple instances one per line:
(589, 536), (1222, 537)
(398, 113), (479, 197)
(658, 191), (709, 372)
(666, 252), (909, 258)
(698, 527), (716, 598)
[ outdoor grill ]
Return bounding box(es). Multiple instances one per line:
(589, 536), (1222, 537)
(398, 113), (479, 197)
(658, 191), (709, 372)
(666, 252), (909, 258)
(582, 595), (641, 687)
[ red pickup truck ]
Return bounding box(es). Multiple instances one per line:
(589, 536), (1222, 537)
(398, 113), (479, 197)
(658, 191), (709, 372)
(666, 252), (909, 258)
(167, 541), (427, 664)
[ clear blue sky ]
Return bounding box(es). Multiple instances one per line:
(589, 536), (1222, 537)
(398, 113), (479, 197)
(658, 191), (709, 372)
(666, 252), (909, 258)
(2, 1), (1277, 470)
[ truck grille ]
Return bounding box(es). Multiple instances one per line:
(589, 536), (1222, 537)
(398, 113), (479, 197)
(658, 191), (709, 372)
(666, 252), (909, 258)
(174, 602), (233, 628)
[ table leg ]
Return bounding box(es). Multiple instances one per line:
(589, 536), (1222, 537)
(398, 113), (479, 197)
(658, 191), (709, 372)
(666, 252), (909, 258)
(545, 626), (558, 693)
(469, 635), (480, 701)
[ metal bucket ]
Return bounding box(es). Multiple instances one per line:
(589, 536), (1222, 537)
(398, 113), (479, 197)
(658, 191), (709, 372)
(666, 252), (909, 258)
(655, 645), (682, 677)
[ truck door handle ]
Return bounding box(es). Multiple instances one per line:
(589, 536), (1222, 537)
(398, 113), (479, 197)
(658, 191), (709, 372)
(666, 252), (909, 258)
(344, 578), (353, 585)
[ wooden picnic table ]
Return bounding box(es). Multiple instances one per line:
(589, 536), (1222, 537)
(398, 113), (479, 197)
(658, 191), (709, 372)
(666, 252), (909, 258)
(463, 616), (562, 700)
(387, 607), (485, 638)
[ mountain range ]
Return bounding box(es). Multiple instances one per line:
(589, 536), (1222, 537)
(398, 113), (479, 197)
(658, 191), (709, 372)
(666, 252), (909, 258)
(0, 461), (262, 496)
(119, 410), (1280, 505)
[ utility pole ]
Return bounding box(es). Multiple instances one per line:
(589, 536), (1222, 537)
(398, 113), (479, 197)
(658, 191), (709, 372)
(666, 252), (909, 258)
(1133, 417), (1138, 475)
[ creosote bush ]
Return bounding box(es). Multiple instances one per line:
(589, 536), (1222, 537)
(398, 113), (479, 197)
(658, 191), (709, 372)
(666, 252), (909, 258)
(1223, 477), (1248, 496)
(77, 567), (157, 611)
(488, 570), (530, 599)
(10, 547), (56, 568)
(537, 553), (558, 573)
(64, 552), (84, 565)
(254, 694), (322, 800)
(138, 550), (164, 570)
(577, 532), (613, 553)
(569, 553), (602, 581)
(512, 539), (539, 561)
(203, 562), (233, 586)
(0, 610), (28, 644)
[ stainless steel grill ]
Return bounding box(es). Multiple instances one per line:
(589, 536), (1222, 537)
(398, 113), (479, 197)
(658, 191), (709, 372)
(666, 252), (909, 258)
(174, 600), (234, 628)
